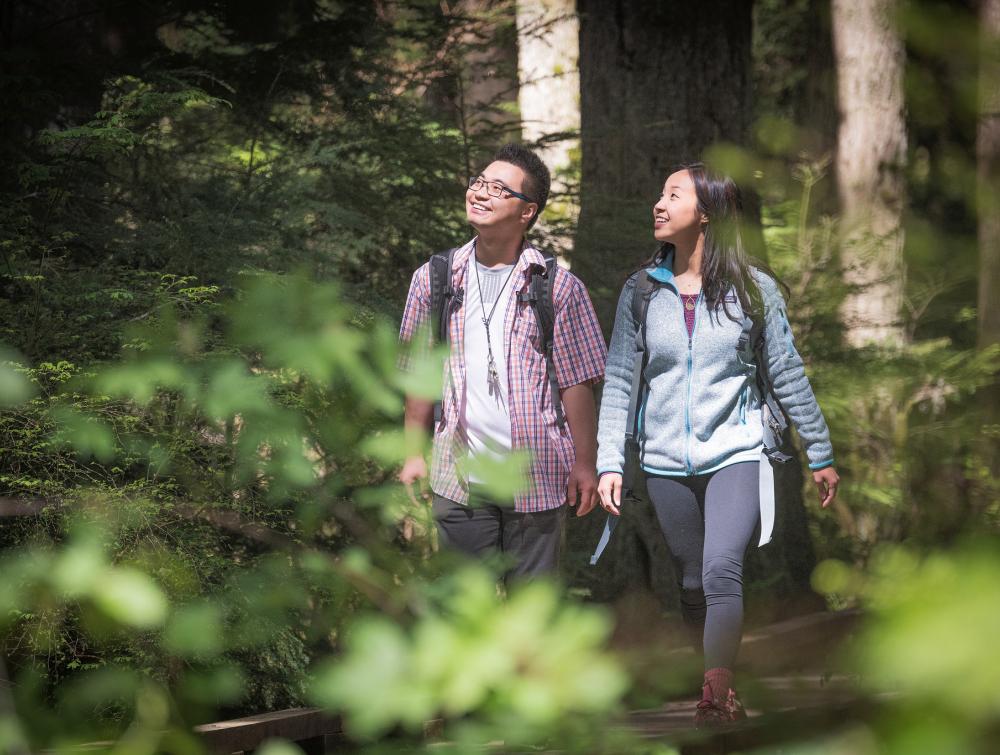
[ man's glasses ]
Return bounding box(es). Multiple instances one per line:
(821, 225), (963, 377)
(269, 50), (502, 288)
(468, 176), (535, 203)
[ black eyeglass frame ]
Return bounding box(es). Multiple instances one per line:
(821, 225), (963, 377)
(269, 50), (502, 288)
(467, 176), (535, 204)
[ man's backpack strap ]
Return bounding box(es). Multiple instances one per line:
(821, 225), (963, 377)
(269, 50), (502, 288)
(429, 247), (458, 345)
(519, 255), (565, 428)
(428, 247), (458, 425)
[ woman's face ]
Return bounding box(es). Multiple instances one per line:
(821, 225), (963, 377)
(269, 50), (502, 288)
(653, 169), (704, 243)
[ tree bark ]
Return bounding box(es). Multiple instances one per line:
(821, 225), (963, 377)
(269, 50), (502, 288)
(832, 0), (907, 347)
(454, 0), (521, 173)
(516, 0), (580, 256)
(575, 0), (754, 329)
(980, 0), (1000, 351)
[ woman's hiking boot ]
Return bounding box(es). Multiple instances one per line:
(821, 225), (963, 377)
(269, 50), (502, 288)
(693, 667), (748, 728)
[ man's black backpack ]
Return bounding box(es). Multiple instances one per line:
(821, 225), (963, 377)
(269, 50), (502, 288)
(428, 247), (566, 428)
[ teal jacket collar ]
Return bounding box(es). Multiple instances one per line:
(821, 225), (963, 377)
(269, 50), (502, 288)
(648, 249), (675, 286)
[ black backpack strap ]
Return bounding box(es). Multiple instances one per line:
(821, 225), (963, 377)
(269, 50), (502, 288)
(429, 247), (458, 345)
(428, 247), (458, 426)
(626, 271), (657, 442)
(519, 254), (565, 428)
(622, 270), (659, 497)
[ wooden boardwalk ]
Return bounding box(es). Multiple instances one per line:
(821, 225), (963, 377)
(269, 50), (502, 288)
(344, 610), (869, 753)
(611, 609), (870, 751)
(127, 610), (867, 754)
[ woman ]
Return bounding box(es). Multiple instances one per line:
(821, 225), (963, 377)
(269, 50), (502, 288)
(595, 164), (839, 727)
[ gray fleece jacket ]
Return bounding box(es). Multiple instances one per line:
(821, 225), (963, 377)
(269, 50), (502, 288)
(596, 253), (834, 478)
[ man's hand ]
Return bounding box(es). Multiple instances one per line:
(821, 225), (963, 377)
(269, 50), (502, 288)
(813, 466), (840, 508)
(566, 461), (598, 517)
(399, 455), (431, 506)
(596, 472), (622, 516)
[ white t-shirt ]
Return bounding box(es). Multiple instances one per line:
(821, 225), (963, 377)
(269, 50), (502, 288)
(461, 257), (515, 482)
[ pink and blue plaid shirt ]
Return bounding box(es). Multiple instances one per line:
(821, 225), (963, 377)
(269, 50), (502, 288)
(399, 238), (607, 512)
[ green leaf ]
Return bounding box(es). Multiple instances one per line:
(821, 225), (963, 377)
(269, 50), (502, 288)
(457, 450), (532, 503)
(92, 568), (168, 629)
(51, 407), (117, 462)
(393, 341), (446, 401)
(360, 428), (425, 465)
(202, 360), (267, 420)
(256, 740), (304, 755)
(51, 541), (106, 598)
(0, 354), (33, 407)
(95, 359), (188, 404)
(164, 603), (224, 657)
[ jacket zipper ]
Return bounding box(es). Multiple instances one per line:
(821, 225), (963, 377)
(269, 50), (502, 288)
(684, 291), (701, 475)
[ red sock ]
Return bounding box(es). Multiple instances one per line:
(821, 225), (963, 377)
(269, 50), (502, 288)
(703, 667), (734, 702)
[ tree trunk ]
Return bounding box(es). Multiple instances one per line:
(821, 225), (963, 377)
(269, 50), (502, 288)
(516, 0), (580, 256)
(832, 0), (907, 347)
(980, 0), (1000, 351)
(574, 0), (754, 329)
(454, 0), (521, 173)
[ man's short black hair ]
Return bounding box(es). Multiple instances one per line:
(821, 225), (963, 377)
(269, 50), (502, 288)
(492, 143), (550, 230)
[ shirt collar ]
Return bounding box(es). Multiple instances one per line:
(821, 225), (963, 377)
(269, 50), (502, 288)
(647, 247), (675, 285)
(454, 237), (544, 282)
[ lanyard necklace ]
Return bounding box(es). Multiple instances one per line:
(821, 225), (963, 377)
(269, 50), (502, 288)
(473, 254), (517, 398)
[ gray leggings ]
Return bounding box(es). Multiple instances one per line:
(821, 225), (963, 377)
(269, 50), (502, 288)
(645, 461), (760, 670)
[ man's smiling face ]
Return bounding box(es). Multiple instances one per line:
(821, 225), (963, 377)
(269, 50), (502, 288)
(466, 160), (536, 232)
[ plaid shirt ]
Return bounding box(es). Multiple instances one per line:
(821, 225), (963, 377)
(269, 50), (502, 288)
(399, 238), (607, 512)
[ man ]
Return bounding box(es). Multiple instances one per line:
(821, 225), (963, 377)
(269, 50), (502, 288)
(398, 143), (606, 581)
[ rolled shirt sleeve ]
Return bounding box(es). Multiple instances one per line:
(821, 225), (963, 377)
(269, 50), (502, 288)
(397, 263), (433, 373)
(552, 272), (608, 389)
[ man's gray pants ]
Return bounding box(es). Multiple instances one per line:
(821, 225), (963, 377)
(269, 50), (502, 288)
(432, 485), (565, 582)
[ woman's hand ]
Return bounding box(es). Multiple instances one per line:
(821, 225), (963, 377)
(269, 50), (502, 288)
(597, 472), (623, 516)
(813, 466), (840, 508)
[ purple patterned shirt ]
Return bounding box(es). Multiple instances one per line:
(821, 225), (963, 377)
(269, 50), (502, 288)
(681, 293), (698, 338)
(399, 239), (607, 512)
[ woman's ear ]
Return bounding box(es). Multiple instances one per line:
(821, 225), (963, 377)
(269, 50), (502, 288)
(700, 214), (709, 225)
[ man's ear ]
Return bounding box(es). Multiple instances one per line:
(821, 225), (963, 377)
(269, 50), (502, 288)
(522, 203), (538, 223)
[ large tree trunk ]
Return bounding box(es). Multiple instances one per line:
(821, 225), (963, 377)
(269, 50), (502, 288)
(832, 0), (907, 347)
(980, 0), (1000, 351)
(574, 0), (754, 329)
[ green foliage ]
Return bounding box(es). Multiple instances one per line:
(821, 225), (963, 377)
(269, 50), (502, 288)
(704, 132), (1000, 565)
(0, 267), (631, 751)
(312, 567), (627, 742)
(807, 539), (1000, 755)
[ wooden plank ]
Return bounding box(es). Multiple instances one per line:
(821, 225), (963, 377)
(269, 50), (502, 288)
(195, 708), (343, 753)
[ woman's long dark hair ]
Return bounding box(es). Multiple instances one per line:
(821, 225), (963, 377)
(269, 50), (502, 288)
(643, 162), (786, 323)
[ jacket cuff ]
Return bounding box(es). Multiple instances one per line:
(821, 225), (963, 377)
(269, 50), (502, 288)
(808, 458), (835, 470)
